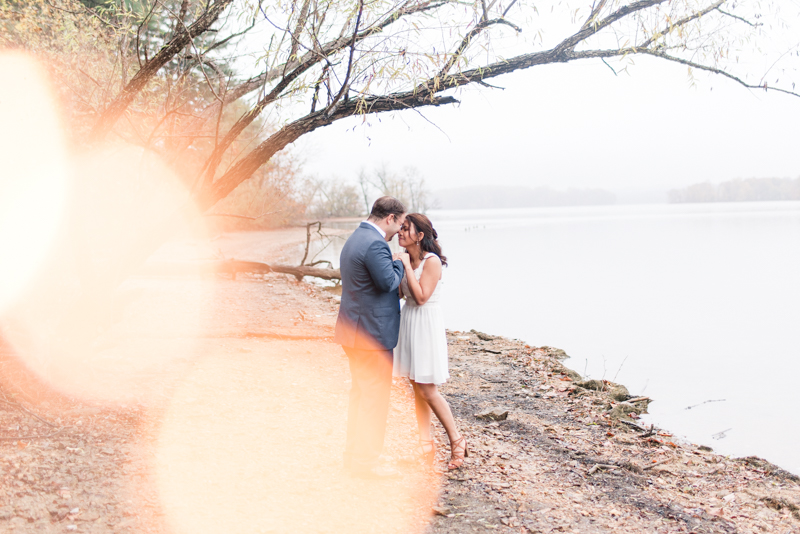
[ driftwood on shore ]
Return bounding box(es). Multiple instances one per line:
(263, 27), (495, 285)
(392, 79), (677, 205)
(141, 222), (346, 281)
(269, 263), (341, 281)
(140, 259), (341, 281)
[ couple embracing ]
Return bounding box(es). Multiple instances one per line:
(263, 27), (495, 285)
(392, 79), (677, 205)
(334, 196), (467, 479)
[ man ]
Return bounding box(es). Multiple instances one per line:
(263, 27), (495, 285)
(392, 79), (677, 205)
(334, 196), (406, 479)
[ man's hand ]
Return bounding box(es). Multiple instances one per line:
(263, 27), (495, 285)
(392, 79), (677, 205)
(393, 252), (410, 265)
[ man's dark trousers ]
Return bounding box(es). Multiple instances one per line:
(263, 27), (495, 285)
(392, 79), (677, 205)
(334, 222), (404, 473)
(342, 346), (393, 472)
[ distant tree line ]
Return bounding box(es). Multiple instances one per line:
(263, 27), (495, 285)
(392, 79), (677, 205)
(668, 177), (800, 204)
(303, 166), (434, 219)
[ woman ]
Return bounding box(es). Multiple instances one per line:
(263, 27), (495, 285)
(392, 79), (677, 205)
(393, 213), (467, 470)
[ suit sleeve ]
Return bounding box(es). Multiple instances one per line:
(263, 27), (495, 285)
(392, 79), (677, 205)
(364, 239), (404, 293)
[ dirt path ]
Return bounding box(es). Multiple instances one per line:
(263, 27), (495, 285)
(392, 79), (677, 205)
(1, 270), (799, 533)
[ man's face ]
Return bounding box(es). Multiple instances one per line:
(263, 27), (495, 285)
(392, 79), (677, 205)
(385, 213), (406, 241)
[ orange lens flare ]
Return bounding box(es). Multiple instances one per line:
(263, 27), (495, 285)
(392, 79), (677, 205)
(0, 54), (209, 404)
(155, 340), (438, 534)
(0, 53), (68, 313)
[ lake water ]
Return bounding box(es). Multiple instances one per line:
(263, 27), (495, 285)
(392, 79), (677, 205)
(314, 202), (800, 474)
(429, 202), (800, 475)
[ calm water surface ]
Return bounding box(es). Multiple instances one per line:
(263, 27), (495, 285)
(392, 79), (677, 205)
(428, 202), (800, 474)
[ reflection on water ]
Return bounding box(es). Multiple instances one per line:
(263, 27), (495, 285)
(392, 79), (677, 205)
(432, 202), (800, 475)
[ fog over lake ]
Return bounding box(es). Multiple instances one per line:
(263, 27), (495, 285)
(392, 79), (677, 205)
(429, 201), (800, 475)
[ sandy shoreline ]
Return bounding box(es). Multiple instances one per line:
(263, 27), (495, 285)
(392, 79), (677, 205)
(1, 229), (799, 533)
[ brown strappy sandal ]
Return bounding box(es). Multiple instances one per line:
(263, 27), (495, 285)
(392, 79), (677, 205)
(447, 435), (468, 470)
(416, 438), (436, 466)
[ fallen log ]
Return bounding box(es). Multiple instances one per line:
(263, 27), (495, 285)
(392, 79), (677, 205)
(270, 264), (341, 281)
(140, 260), (341, 281)
(219, 260), (341, 281)
(217, 260), (271, 275)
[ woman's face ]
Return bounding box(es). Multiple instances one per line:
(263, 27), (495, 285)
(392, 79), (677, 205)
(397, 220), (421, 248)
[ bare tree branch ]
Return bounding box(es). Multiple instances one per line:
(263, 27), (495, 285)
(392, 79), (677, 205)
(326, 0), (365, 116)
(556, 0), (668, 54)
(580, 0), (608, 30)
(197, 91), (458, 212)
(638, 0), (725, 50)
(422, 16), (522, 92)
(159, 0), (224, 102)
(221, 0), (446, 106)
(716, 8), (761, 27)
(169, 0), (446, 164)
(90, 0), (235, 141)
(287, 0), (313, 72)
(501, 0), (517, 18)
(205, 0), (262, 55)
(641, 49), (800, 98)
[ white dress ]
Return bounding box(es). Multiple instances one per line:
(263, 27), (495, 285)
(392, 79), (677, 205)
(393, 253), (450, 385)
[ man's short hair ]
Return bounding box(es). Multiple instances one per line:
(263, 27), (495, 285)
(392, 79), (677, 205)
(369, 196), (406, 220)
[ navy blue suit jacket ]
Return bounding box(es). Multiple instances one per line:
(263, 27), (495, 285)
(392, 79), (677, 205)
(334, 222), (405, 350)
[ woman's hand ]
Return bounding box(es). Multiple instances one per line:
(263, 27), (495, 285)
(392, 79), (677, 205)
(393, 252), (410, 265)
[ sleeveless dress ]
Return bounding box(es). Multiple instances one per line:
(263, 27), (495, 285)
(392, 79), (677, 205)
(393, 253), (450, 385)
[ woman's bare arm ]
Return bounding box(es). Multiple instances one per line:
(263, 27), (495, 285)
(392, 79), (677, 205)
(393, 252), (406, 299)
(402, 255), (441, 305)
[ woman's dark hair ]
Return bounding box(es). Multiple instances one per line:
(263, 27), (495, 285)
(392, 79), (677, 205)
(405, 213), (447, 266)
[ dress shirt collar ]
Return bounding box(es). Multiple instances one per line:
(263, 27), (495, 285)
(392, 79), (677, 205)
(363, 220), (386, 239)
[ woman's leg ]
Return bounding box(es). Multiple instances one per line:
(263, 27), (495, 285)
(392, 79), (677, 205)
(411, 380), (433, 441)
(413, 382), (461, 444)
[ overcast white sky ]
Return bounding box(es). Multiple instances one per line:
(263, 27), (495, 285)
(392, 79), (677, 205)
(294, 55), (800, 196)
